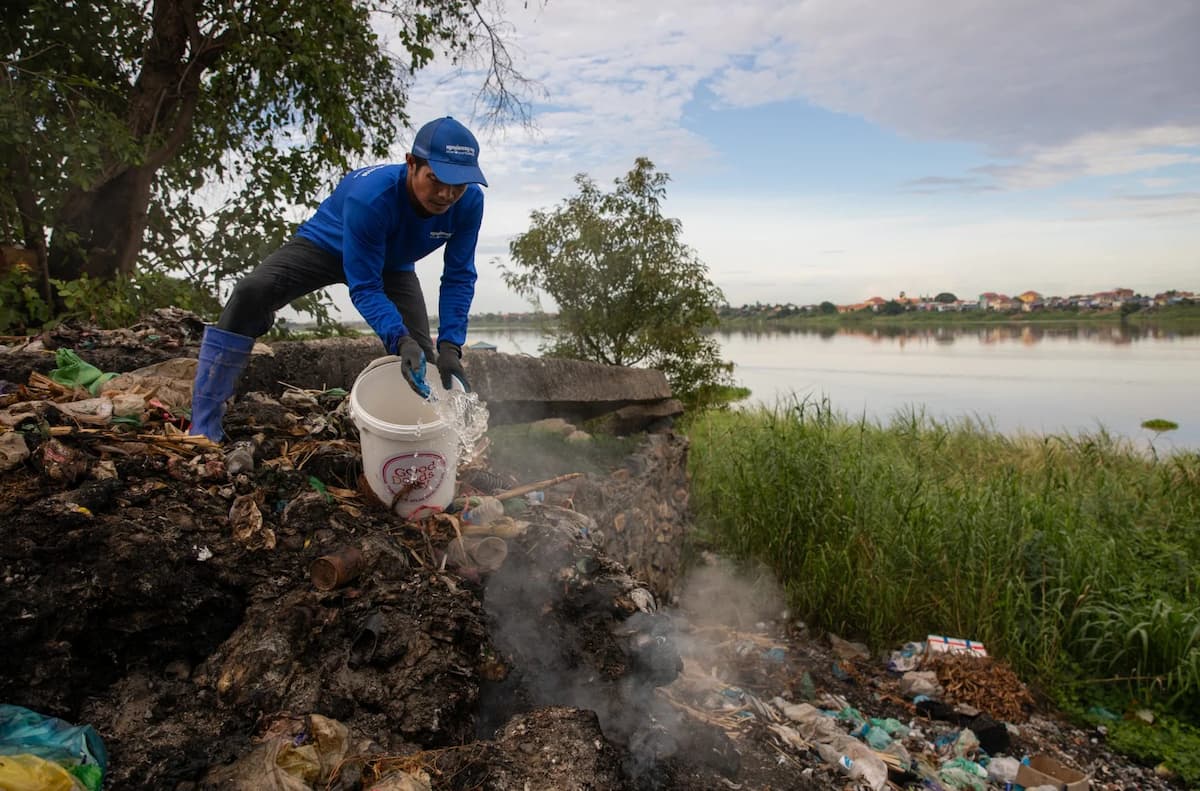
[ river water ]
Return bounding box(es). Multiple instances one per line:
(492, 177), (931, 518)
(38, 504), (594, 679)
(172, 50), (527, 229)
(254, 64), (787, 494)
(464, 324), (1200, 450)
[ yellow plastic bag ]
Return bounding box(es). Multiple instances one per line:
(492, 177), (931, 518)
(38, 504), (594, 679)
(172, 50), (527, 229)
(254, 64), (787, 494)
(0, 753), (87, 791)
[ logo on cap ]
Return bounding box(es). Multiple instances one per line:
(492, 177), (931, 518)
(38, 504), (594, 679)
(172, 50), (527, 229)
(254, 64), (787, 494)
(412, 116), (488, 187)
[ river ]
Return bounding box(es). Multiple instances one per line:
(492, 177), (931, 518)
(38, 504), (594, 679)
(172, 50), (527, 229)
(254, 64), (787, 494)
(464, 323), (1200, 450)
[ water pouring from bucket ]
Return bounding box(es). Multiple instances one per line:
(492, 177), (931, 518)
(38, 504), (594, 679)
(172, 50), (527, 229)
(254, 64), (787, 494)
(349, 356), (488, 519)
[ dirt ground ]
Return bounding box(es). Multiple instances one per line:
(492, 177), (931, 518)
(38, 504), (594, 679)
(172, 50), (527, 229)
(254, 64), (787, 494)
(0, 323), (1188, 790)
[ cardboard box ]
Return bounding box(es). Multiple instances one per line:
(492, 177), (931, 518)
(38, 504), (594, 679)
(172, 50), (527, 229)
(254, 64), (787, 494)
(925, 634), (988, 658)
(1015, 754), (1090, 791)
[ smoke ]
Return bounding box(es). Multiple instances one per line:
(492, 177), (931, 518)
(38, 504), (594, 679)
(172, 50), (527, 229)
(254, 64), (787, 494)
(477, 534), (786, 786)
(673, 552), (787, 630)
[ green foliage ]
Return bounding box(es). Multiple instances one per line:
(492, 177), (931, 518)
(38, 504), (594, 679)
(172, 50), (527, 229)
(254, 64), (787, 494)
(0, 267), (51, 333)
(1104, 715), (1200, 784)
(935, 292), (958, 303)
(1, 270), (220, 332)
(265, 314), (357, 342)
(688, 402), (1200, 717)
(1142, 419), (1180, 433)
(503, 158), (733, 407)
(684, 384), (752, 415)
(819, 300), (838, 314)
(1121, 300), (1142, 317)
(1057, 686), (1200, 785)
(2, 0), (528, 320)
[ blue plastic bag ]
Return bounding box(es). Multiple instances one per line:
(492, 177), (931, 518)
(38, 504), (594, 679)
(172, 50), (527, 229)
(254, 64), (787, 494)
(0, 705), (108, 790)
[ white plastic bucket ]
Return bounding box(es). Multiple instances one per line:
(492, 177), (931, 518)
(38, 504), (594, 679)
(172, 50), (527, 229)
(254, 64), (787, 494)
(349, 356), (462, 518)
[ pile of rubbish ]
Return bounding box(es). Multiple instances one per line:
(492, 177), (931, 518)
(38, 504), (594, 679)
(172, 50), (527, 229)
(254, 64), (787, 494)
(0, 325), (1188, 790)
(650, 580), (1183, 791)
(0, 335), (692, 789)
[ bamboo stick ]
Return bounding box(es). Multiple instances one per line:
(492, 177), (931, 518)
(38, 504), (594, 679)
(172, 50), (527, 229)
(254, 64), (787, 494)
(45, 425), (219, 451)
(494, 472), (584, 501)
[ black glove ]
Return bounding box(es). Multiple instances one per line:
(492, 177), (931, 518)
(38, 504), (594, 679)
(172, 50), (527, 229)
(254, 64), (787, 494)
(396, 335), (430, 397)
(436, 341), (470, 391)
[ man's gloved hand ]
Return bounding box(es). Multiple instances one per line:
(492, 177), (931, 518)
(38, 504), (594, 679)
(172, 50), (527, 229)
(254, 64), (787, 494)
(437, 341), (470, 391)
(396, 335), (431, 398)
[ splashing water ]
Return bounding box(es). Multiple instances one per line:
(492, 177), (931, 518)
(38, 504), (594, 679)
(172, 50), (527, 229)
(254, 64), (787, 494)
(428, 388), (490, 465)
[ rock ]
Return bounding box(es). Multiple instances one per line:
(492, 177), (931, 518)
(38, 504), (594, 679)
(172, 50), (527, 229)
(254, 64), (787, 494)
(571, 433), (692, 599)
(829, 633), (871, 660)
(593, 398), (685, 435)
(565, 429), (592, 443)
(529, 417), (575, 436)
(234, 341), (676, 427)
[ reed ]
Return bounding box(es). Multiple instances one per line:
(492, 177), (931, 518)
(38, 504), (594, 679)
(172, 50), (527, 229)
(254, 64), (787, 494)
(688, 397), (1200, 708)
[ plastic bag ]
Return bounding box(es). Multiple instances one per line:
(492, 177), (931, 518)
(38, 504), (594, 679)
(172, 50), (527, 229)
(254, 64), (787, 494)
(0, 705), (108, 791)
(48, 349), (116, 395)
(203, 714), (351, 790)
(0, 752), (88, 791)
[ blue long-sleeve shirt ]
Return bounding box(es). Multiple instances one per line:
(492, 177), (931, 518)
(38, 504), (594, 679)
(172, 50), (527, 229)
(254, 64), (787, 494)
(295, 164), (484, 352)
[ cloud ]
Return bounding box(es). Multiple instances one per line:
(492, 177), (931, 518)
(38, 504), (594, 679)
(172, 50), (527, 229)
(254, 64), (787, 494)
(339, 0), (1200, 318)
(402, 0), (1200, 196)
(902, 175), (999, 194)
(1068, 191), (1200, 221)
(705, 0), (1200, 150)
(977, 125), (1200, 189)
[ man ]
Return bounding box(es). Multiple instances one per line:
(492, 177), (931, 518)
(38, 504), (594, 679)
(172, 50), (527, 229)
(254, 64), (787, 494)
(189, 116), (487, 442)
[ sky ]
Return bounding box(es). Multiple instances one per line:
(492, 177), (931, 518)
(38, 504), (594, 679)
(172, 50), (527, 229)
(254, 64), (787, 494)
(316, 0), (1200, 317)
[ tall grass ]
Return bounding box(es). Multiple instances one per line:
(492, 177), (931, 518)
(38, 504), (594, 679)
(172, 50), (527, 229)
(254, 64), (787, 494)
(688, 398), (1200, 708)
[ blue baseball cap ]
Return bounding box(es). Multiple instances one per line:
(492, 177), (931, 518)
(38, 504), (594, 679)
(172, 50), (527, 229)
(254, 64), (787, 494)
(412, 116), (488, 187)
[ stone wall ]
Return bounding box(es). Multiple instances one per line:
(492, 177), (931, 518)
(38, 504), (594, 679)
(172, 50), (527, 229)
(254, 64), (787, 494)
(572, 432), (692, 600)
(1, 337), (679, 430)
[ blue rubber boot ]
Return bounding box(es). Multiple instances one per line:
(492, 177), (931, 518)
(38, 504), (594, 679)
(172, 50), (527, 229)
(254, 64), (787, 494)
(189, 325), (255, 442)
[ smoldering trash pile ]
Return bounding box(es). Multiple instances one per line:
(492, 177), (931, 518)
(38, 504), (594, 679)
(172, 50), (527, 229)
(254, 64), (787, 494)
(0, 324), (1188, 790)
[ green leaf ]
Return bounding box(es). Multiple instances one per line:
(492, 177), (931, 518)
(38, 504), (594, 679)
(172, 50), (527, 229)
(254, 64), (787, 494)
(503, 159), (732, 408)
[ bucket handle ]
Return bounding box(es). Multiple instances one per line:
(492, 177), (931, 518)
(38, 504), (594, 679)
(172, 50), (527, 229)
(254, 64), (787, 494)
(355, 355), (404, 384)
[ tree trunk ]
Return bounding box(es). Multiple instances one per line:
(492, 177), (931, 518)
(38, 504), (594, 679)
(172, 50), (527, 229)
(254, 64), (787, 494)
(46, 0), (219, 284)
(48, 165), (156, 282)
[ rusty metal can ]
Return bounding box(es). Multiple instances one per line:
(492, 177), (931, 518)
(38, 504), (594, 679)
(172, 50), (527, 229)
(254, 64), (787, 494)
(310, 546), (365, 591)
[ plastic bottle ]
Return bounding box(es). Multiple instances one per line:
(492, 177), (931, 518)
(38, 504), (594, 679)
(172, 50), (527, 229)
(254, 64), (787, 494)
(462, 495), (504, 526)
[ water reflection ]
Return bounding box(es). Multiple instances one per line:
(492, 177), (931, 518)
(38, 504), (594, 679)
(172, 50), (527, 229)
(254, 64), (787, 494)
(718, 322), (1199, 346)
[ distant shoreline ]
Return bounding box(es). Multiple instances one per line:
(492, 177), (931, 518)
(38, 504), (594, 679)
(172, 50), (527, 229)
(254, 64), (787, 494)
(714, 303), (1200, 330)
(288, 303), (1200, 336)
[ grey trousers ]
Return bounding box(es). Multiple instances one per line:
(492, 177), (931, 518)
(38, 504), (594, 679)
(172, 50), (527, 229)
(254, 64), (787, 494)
(216, 237), (433, 358)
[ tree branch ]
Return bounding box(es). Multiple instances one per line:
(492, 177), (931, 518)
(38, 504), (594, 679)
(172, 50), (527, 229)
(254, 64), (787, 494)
(465, 0), (541, 131)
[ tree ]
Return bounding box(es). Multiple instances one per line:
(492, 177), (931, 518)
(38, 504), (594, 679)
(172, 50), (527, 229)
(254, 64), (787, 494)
(880, 299), (906, 315)
(503, 158), (732, 407)
(819, 300), (837, 314)
(2, 0), (529, 321)
(935, 292), (958, 303)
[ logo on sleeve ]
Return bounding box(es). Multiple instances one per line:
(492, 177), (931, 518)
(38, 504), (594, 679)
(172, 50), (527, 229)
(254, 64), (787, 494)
(430, 231), (453, 240)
